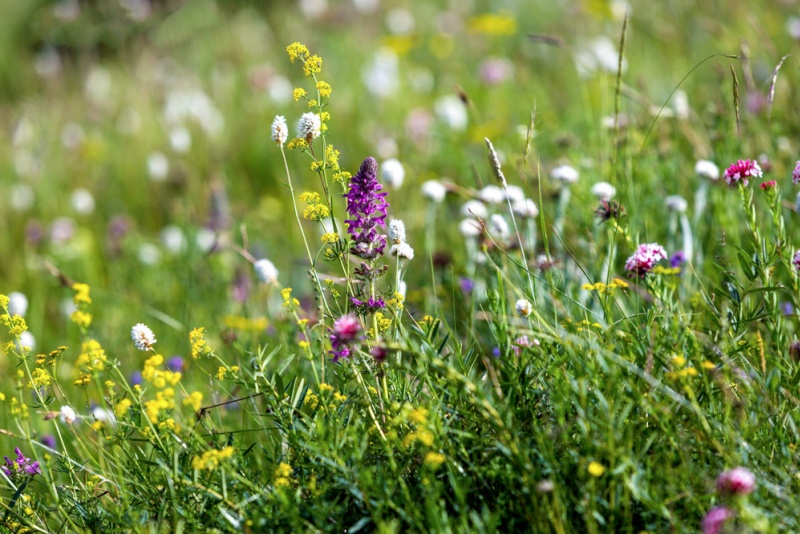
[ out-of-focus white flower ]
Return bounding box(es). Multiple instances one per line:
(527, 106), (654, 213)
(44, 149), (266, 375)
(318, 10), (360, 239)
(551, 165), (579, 184)
(788, 16), (800, 40)
(160, 225), (187, 254)
(665, 195), (688, 213)
(138, 243), (161, 265)
(380, 158), (405, 189)
(421, 180), (447, 203)
(163, 88), (224, 136)
(363, 48), (399, 98)
(195, 228), (217, 253)
(591, 181), (616, 201)
(695, 160), (720, 181)
(299, 0), (328, 18)
(673, 90), (690, 120)
(435, 95), (468, 131)
(16, 331), (35, 352)
(147, 152), (169, 182)
(391, 242), (415, 260)
(386, 8), (415, 34)
(254, 259), (279, 284)
(574, 36), (627, 77)
(60, 122), (85, 150)
(60, 405), (78, 424)
(352, 0), (378, 12)
(8, 292), (28, 317)
(513, 198), (539, 218)
(92, 407), (117, 426)
(515, 298), (533, 317)
(478, 185), (505, 204)
(169, 126), (192, 153)
(504, 185), (526, 206)
(50, 217), (76, 243)
(70, 188), (95, 215)
(10, 183), (34, 212)
(267, 75), (293, 103)
(35, 47), (62, 78)
(459, 218), (483, 237)
(61, 298), (77, 318)
(84, 66), (113, 106)
(388, 219), (407, 244)
(297, 113), (321, 140)
(461, 200), (488, 219)
(271, 115), (288, 145)
(131, 323), (157, 351)
(490, 214), (510, 239)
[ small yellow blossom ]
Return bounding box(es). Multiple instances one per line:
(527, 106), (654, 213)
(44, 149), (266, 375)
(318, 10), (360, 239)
(701, 361), (716, 370)
(190, 327), (212, 358)
(672, 355), (687, 367)
(286, 42), (310, 62)
(467, 12), (517, 35)
(321, 232), (339, 244)
(183, 391), (203, 412)
(424, 452), (447, 469)
(115, 398), (133, 417)
(303, 55), (322, 76)
(192, 446), (234, 471)
(286, 138), (308, 151)
(71, 310), (92, 329)
(299, 192), (321, 204)
(316, 81), (332, 98)
(303, 203), (330, 221)
(588, 461), (605, 477)
(0, 294), (8, 308)
(293, 87), (307, 101)
(72, 283), (92, 305)
(30, 368), (52, 389)
(409, 407), (429, 425)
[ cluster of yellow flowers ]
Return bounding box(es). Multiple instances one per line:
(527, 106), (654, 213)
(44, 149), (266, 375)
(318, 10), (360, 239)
(299, 191), (330, 221)
(142, 354), (181, 388)
(273, 462), (294, 488)
(70, 283), (93, 329)
(74, 339), (108, 386)
(192, 446), (234, 471)
(581, 278), (629, 294)
(189, 327), (212, 359)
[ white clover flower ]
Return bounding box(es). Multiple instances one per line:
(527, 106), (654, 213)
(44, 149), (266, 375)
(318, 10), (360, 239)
(131, 323), (157, 351)
(490, 214), (510, 239)
(551, 165), (579, 184)
(459, 218), (482, 237)
(695, 160), (720, 181)
(380, 158), (405, 189)
(590, 181), (616, 201)
(461, 200), (488, 219)
(665, 195), (688, 213)
(504, 185), (526, 206)
(513, 198), (539, 218)
(169, 126), (192, 153)
(271, 115), (288, 145)
(70, 188), (95, 215)
(254, 258), (279, 284)
(515, 298), (533, 317)
(388, 219), (407, 244)
(478, 185), (505, 204)
(391, 242), (415, 260)
(60, 405), (78, 425)
(7, 292), (28, 317)
(147, 151), (169, 182)
(421, 180), (447, 203)
(297, 112), (321, 140)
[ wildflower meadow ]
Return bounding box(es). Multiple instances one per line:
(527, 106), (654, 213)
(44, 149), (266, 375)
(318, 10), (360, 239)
(3, 1), (800, 532)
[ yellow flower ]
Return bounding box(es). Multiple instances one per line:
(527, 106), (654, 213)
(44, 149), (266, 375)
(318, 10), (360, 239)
(299, 192), (321, 204)
(424, 452), (447, 470)
(115, 398), (133, 417)
(409, 407), (429, 425)
(286, 42), (309, 62)
(72, 283), (92, 305)
(588, 461), (605, 477)
(71, 310), (92, 329)
(316, 81), (332, 98)
(29, 368), (52, 389)
(0, 294), (8, 308)
(190, 327), (212, 358)
(303, 55), (322, 76)
(293, 87), (307, 101)
(192, 446), (234, 471)
(183, 391), (203, 412)
(671, 355), (687, 367)
(701, 361), (716, 370)
(467, 12), (517, 35)
(321, 231), (339, 242)
(303, 203), (330, 221)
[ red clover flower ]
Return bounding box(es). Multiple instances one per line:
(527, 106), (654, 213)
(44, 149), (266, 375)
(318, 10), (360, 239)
(716, 466), (756, 496)
(701, 506), (734, 534)
(624, 243), (668, 277)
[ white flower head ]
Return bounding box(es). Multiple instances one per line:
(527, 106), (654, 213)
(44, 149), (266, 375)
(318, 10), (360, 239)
(590, 181), (616, 201)
(17, 331), (35, 352)
(254, 258), (279, 284)
(513, 198), (539, 218)
(131, 323), (157, 351)
(490, 214), (510, 239)
(7, 292), (28, 317)
(380, 158), (405, 189)
(504, 185), (526, 206)
(160, 225), (187, 255)
(390, 242), (415, 260)
(461, 200), (488, 219)
(478, 185), (505, 204)
(515, 298), (533, 317)
(695, 160), (720, 181)
(421, 180), (447, 203)
(297, 112), (321, 140)
(147, 151), (169, 182)
(459, 218), (483, 237)
(665, 195), (688, 213)
(70, 188), (95, 215)
(60, 405), (78, 425)
(388, 219), (407, 244)
(434, 95), (468, 131)
(169, 126), (191, 153)
(271, 115), (288, 145)
(551, 165), (579, 184)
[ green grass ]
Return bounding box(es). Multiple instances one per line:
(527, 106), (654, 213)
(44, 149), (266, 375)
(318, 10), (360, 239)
(0, 1), (800, 532)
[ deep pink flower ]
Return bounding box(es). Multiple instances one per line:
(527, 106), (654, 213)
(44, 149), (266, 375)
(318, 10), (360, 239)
(702, 506), (734, 534)
(624, 243), (668, 277)
(329, 314), (362, 362)
(792, 161), (800, 185)
(723, 159), (762, 186)
(759, 180), (777, 190)
(716, 467), (756, 496)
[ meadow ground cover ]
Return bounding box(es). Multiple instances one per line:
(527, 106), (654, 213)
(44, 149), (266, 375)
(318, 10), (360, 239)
(2, 0), (800, 532)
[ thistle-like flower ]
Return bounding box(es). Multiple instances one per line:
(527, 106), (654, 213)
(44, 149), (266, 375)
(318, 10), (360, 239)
(388, 219), (406, 244)
(131, 323), (157, 351)
(665, 195), (688, 213)
(271, 115), (288, 145)
(625, 243), (668, 277)
(723, 159), (762, 186)
(716, 467), (756, 496)
(329, 314), (361, 362)
(701, 506), (734, 534)
(793, 250), (800, 271)
(297, 112), (321, 141)
(344, 157), (389, 260)
(390, 242), (415, 260)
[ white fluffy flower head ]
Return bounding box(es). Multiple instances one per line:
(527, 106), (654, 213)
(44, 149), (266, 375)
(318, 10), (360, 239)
(388, 219), (407, 244)
(421, 180), (447, 203)
(515, 298), (533, 317)
(380, 158), (405, 189)
(254, 258), (279, 284)
(297, 112), (321, 140)
(131, 323), (157, 351)
(695, 160), (720, 181)
(591, 181), (616, 201)
(551, 165), (579, 184)
(7, 292), (28, 317)
(391, 242), (415, 260)
(513, 198), (539, 218)
(665, 195), (688, 213)
(60, 405), (78, 425)
(490, 214), (510, 239)
(478, 185), (505, 204)
(271, 115), (288, 145)
(461, 200), (488, 219)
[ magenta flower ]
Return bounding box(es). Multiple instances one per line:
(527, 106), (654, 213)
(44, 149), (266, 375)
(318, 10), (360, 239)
(2, 448), (41, 477)
(716, 467), (756, 496)
(702, 506), (734, 534)
(792, 161), (800, 185)
(723, 159), (762, 186)
(624, 243), (668, 277)
(329, 314), (362, 362)
(759, 180), (777, 190)
(344, 157), (389, 261)
(793, 251), (800, 272)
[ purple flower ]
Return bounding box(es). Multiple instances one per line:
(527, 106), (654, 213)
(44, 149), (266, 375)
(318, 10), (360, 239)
(39, 434), (56, 449)
(701, 506), (734, 534)
(716, 467), (756, 496)
(793, 161), (800, 186)
(782, 302), (794, 316)
(166, 356), (185, 373)
(459, 277), (475, 294)
(793, 250), (800, 272)
(329, 314), (362, 362)
(625, 243), (668, 277)
(491, 347), (501, 358)
(130, 371), (143, 386)
(669, 250), (686, 269)
(723, 159), (762, 186)
(350, 296), (386, 313)
(2, 448), (41, 477)
(344, 157), (389, 260)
